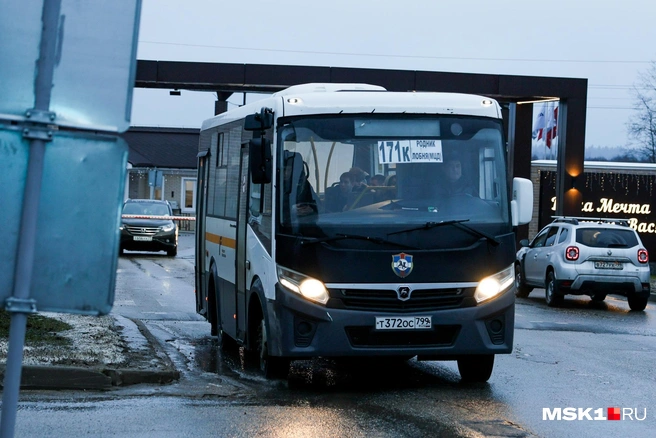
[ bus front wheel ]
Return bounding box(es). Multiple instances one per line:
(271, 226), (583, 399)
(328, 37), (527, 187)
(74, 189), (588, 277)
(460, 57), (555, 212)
(256, 318), (290, 379)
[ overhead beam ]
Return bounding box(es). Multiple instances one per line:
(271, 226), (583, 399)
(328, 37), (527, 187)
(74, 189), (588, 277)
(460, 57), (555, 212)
(134, 60), (587, 219)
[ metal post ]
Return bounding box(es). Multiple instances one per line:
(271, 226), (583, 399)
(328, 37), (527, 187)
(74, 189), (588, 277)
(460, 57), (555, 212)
(1, 1), (61, 436)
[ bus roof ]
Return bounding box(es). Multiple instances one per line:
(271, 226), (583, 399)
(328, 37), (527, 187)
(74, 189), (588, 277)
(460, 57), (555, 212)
(272, 83), (386, 96)
(201, 84), (501, 131)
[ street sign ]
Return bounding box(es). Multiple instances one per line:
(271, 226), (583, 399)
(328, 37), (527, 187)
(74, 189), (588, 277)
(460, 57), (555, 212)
(0, 0), (141, 133)
(1, 2), (141, 435)
(0, 128), (128, 315)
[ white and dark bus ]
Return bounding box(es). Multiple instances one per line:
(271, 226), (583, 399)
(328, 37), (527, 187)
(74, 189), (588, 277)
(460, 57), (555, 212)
(194, 83), (533, 382)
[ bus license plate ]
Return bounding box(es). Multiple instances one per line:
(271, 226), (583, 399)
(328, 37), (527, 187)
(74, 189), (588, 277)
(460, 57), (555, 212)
(375, 316), (432, 330)
(133, 236), (152, 241)
(594, 261), (622, 270)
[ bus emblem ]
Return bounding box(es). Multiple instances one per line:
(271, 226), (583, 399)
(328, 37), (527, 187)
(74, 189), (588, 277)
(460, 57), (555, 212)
(392, 253), (413, 278)
(396, 286), (412, 301)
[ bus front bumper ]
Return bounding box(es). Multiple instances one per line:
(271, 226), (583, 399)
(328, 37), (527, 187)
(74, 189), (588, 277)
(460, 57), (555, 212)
(266, 284), (515, 359)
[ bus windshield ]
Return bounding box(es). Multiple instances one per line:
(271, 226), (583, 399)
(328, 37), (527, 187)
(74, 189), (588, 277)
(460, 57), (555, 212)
(277, 114), (510, 235)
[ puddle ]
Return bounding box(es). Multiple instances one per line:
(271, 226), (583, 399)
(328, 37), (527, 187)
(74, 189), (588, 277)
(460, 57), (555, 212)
(192, 337), (454, 391)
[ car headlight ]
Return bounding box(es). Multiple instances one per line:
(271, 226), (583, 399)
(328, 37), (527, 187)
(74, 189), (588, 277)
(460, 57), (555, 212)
(277, 266), (329, 305)
(474, 264), (514, 303)
(160, 223), (175, 232)
(119, 225), (124, 231)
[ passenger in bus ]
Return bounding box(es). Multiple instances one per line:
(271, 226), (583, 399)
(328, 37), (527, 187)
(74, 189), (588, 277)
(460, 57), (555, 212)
(369, 174), (392, 202)
(348, 167), (369, 192)
(386, 174), (397, 187)
(324, 171), (355, 212)
(386, 174), (398, 198)
(437, 157), (477, 197)
(370, 174), (386, 186)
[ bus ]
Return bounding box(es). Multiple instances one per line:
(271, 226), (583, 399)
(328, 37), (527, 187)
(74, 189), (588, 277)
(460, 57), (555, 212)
(194, 83), (533, 382)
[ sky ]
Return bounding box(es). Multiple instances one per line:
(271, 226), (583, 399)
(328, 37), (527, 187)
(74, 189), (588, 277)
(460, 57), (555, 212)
(130, 0), (656, 150)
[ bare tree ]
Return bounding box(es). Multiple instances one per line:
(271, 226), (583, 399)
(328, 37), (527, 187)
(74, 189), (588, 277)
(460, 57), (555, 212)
(628, 62), (656, 163)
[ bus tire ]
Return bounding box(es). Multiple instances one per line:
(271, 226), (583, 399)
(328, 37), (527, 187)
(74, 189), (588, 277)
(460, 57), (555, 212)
(256, 317), (290, 379)
(457, 354), (494, 383)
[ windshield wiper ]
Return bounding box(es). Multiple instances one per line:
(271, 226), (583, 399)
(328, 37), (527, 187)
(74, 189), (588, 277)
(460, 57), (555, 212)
(387, 219), (500, 246)
(299, 233), (418, 249)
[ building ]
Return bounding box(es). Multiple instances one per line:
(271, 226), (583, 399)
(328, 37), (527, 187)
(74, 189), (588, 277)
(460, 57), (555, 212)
(120, 126), (199, 230)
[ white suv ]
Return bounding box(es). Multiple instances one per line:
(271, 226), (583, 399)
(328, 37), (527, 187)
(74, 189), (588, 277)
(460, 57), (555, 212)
(515, 217), (651, 311)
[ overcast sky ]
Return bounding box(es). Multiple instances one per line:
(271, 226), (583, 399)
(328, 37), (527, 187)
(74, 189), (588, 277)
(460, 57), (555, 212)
(130, 0), (656, 149)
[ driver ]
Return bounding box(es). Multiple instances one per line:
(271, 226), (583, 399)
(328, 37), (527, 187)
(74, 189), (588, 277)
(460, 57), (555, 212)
(439, 157), (477, 196)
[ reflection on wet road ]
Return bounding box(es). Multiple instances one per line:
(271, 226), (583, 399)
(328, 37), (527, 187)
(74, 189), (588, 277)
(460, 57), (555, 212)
(190, 335), (532, 437)
(193, 336), (464, 391)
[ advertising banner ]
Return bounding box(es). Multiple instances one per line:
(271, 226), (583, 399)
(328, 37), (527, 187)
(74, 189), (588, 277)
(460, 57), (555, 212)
(539, 170), (656, 255)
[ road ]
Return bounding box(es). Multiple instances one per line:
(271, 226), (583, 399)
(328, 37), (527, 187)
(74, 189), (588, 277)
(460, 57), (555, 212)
(10, 233), (656, 437)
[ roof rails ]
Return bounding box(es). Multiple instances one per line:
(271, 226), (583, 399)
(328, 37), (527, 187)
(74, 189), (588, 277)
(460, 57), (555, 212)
(550, 216), (631, 227)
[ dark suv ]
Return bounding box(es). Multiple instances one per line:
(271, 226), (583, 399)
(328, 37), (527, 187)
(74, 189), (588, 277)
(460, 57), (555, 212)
(515, 217), (650, 311)
(120, 199), (178, 257)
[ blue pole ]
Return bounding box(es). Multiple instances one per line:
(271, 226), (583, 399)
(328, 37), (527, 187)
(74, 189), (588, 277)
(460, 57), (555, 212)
(0, 0), (61, 436)
(0, 141), (44, 438)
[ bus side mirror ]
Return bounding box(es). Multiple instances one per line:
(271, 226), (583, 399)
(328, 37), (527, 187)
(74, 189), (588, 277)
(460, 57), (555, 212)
(250, 138), (272, 184)
(511, 177), (533, 226)
(245, 109), (273, 131)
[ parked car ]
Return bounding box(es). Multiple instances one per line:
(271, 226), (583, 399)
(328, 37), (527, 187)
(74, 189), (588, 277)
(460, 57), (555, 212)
(119, 199), (178, 257)
(515, 217), (650, 311)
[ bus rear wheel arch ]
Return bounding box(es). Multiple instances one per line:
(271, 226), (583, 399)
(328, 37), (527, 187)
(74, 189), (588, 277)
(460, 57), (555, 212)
(208, 271), (238, 348)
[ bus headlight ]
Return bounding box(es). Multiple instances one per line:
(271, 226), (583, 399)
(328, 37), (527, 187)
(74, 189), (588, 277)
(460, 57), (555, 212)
(277, 266), (329, 305)
(474, 264), (514, 304)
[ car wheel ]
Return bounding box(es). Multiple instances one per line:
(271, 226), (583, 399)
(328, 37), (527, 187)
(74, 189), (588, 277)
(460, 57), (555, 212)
(545, 271), (564, 307)
(457, 354), (494, 382)
(591, 293), (606, 302)
(256, 318), (290, 379)
(514, 263), (533, 298)
(627, 295), (648, 311)
(167, 246), (177, 257)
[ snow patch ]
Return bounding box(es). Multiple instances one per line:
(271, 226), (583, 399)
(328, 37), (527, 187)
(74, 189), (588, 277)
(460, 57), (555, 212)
(0, 313), (127, 367)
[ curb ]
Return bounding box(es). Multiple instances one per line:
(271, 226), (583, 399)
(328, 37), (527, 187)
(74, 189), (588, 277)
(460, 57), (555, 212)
(0, 316), (180, 391)
(0, 365), (180, 391)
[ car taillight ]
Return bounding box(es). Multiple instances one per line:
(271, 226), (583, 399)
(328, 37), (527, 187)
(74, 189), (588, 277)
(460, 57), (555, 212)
(565, 246), (579, 261)
(637, 249), (649, 264)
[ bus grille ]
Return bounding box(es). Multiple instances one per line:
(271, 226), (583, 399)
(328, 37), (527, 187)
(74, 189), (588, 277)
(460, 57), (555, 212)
(328, 287), (475, 312)
(345, 325), (460, 347)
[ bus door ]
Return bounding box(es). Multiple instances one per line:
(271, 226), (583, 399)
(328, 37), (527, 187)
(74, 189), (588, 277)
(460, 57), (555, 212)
(235, 143), (250, 340)
(195, 149), (210, 314)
